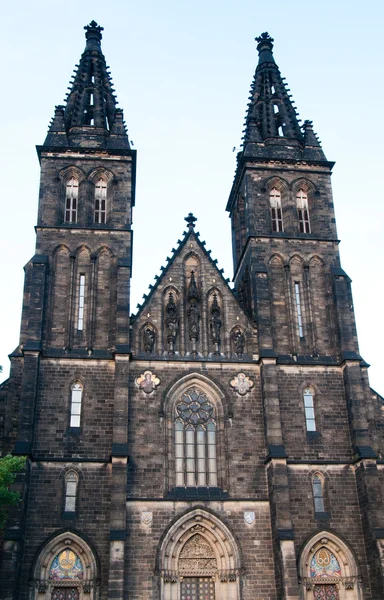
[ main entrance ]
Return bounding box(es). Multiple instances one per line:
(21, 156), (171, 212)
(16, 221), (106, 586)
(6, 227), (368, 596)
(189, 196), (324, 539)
(181, 577), (215, 600)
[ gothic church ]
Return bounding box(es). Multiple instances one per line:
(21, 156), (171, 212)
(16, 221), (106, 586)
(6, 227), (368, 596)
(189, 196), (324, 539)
(1, 21), (384, 600)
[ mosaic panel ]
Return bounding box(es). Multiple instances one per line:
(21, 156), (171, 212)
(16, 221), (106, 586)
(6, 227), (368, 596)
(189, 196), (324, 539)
(310, 547), (341, 578)
(49, 548), (83, 580)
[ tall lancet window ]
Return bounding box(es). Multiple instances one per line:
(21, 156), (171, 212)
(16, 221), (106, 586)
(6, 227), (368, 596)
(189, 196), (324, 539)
(70, 382), (83, 428)
(175, 388), (217, 487)
(270, 188), (283, 232)
(65, 178), (78, 223)
(64, 471), (78, 513)
(297, 189), (311, 233)
(94, 179), (107, 224)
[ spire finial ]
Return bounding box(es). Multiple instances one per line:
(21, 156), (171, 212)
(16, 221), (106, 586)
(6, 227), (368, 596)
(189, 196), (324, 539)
(84, 20), (104, 49)
(184, 213), (197, 229)
(255, 32), (275, 65)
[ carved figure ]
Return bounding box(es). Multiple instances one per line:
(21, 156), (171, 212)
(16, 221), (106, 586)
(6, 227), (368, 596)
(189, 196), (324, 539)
(165, 292), (178, 347)
(230, 372), (254, 396)
(188, 302), (200, 340)
(233, 329), (245, 356)
(210, 294), (222, 349)
(143, 326), (155, 353)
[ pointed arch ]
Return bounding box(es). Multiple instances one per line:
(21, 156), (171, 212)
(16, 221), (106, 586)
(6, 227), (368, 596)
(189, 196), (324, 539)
(163, 373), (229, 493)
(299, 530), (361, 599)
(157, 508), (242, 600)
(31, 531), (99, 600)
(87, 166), (115, 184)
(59, 166), (86, 184)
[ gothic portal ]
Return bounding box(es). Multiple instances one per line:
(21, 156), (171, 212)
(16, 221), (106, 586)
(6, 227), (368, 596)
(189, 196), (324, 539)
(1, 21), (384, 600)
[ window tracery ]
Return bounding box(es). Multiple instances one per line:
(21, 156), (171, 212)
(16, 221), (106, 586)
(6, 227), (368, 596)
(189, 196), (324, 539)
(175, 388), (217, 487)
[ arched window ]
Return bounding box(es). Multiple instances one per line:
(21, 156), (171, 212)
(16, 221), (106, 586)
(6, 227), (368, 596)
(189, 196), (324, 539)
(312, 474), (325, 513)
(65, 178), (78, 223)
(70, 382), (83, 428)
(304, 387), (316, 431)
(270, 188), (283, 232)
(297, 189), (310, 233)
(175, 387), (217, 487)
(94, 178), (107, 223)
(64, 471), (78, 513)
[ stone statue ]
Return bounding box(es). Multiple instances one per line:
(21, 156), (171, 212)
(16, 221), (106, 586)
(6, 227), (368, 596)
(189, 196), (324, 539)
(210, 293), (221, 350)
(165, 292), (179, 344)
(143, 326), (155, 353)
(188, 302), (200, 341)
(233, 329), (245, 356)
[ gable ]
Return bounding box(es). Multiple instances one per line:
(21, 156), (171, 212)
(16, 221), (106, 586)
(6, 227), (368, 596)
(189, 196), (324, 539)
(131, 231), (257, 359)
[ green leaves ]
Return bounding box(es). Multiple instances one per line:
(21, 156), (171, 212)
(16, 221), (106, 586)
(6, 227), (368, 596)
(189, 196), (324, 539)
(0, 455), (26, 530)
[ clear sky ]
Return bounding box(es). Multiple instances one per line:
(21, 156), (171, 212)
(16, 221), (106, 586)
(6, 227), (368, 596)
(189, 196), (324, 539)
(1, 0), (383, 393)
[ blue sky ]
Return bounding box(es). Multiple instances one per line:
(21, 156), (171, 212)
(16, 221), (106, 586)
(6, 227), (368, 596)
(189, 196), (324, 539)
(1, 0), (383, 392)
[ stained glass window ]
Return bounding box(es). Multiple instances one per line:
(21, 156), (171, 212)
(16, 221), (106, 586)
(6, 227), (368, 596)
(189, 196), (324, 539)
(175, 388), (217, 487)
(310, 547), (341, 578)
(49, 548), (83, 580)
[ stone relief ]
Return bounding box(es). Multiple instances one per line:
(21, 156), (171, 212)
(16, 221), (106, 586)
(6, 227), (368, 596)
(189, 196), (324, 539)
(209, 293), (222, 352)
(141, 511), (153, 526)
(143, 326), (155, 353)
(244, 511), (255, 525)
(230, 372), (254, 396)
(136, 370), (160, 394)
(232, 329), (245, 356)
(165, 291), (179, 353)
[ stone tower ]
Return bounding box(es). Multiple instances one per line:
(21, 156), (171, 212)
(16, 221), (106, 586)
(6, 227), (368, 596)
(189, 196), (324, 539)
(1, 24), (384, 600)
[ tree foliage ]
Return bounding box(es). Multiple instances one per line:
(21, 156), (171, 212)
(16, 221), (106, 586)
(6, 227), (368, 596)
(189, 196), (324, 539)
(0, 455), (26, 529)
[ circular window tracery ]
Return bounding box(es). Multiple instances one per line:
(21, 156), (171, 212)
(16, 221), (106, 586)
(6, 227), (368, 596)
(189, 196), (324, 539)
(176, 388), (215, 425)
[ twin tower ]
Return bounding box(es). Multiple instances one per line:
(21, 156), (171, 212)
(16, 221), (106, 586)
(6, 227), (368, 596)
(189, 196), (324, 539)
(1, 21), (384, 600)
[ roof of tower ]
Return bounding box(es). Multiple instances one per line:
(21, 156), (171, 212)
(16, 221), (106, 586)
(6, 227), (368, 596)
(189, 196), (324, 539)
(241, 32), (326, 162)
(43, 21), (130, 150)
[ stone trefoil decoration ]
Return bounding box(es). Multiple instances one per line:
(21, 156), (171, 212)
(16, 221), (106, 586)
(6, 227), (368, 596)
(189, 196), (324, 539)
(141, 511), (153, 526)
(230, 372), (254, 396)
(210, 293), (222, 354)
(136, 370), (160, 394)
(232, 328), (245, 357)
(165, 292), (178, 355)
(187, 270), (200, 355)
(143, 326), (155, 353)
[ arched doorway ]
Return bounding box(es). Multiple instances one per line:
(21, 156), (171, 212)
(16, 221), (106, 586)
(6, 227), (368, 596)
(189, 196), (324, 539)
(299, 532), (362, 600)
(158, 508), (242, 600)
(30, 532), (99, 600)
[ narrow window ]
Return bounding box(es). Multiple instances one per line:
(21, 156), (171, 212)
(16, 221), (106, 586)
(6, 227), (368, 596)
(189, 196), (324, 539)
(65, 178), (78, 223)
(294, 281), (304, 338)
(94, 179), (107, 224)
(64, 471), (78, 512)
(304, 387), (316, 431)
(312, 474), (325, 512)
(174, 388), (217, 488)
(297, 189), (311, 233)
(273, 104), (279, 114)
(70, 382), (83, 428)
(77, 274), (85, 330)
(270, 188), (283, 232)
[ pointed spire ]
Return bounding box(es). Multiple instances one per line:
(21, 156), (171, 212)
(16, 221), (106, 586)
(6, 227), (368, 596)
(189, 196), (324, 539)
(44, 21), (130, 150)
(243, 32), (303, 153)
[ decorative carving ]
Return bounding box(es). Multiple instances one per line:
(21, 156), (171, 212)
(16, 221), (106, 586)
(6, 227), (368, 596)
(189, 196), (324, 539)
(165, 292), (179, 353)
(219, 570), (238, 582)
(176, 389), (214, 426)
(141, 511), (153, 526)
(143, 326), (155, 353)
(178, 534), (217, 574)
(136, 370), (160, 394)
(209, 293), (222, 352)
(232, 329), (245, 356)
(230, 372), (254, 396)
(83, 582), (91, 593)
(162, 571), (178, 583)
(187, 270), (200, 353)
(37, 581), (48, 593)
(244, 511), (255, 525)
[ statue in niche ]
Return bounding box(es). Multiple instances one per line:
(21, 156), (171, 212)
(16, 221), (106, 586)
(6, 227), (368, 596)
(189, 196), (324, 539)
(165, 292), (178, 352)
(188, 301), (200, 341)
(210, 293), (222, 352)
(233, 329), (245, 356)
(143, 326), (155, 353)
(187, 270), (200, 353)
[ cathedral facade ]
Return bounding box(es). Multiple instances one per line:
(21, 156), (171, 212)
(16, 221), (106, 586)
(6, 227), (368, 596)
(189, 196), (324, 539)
(1, 21), (384, 600)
